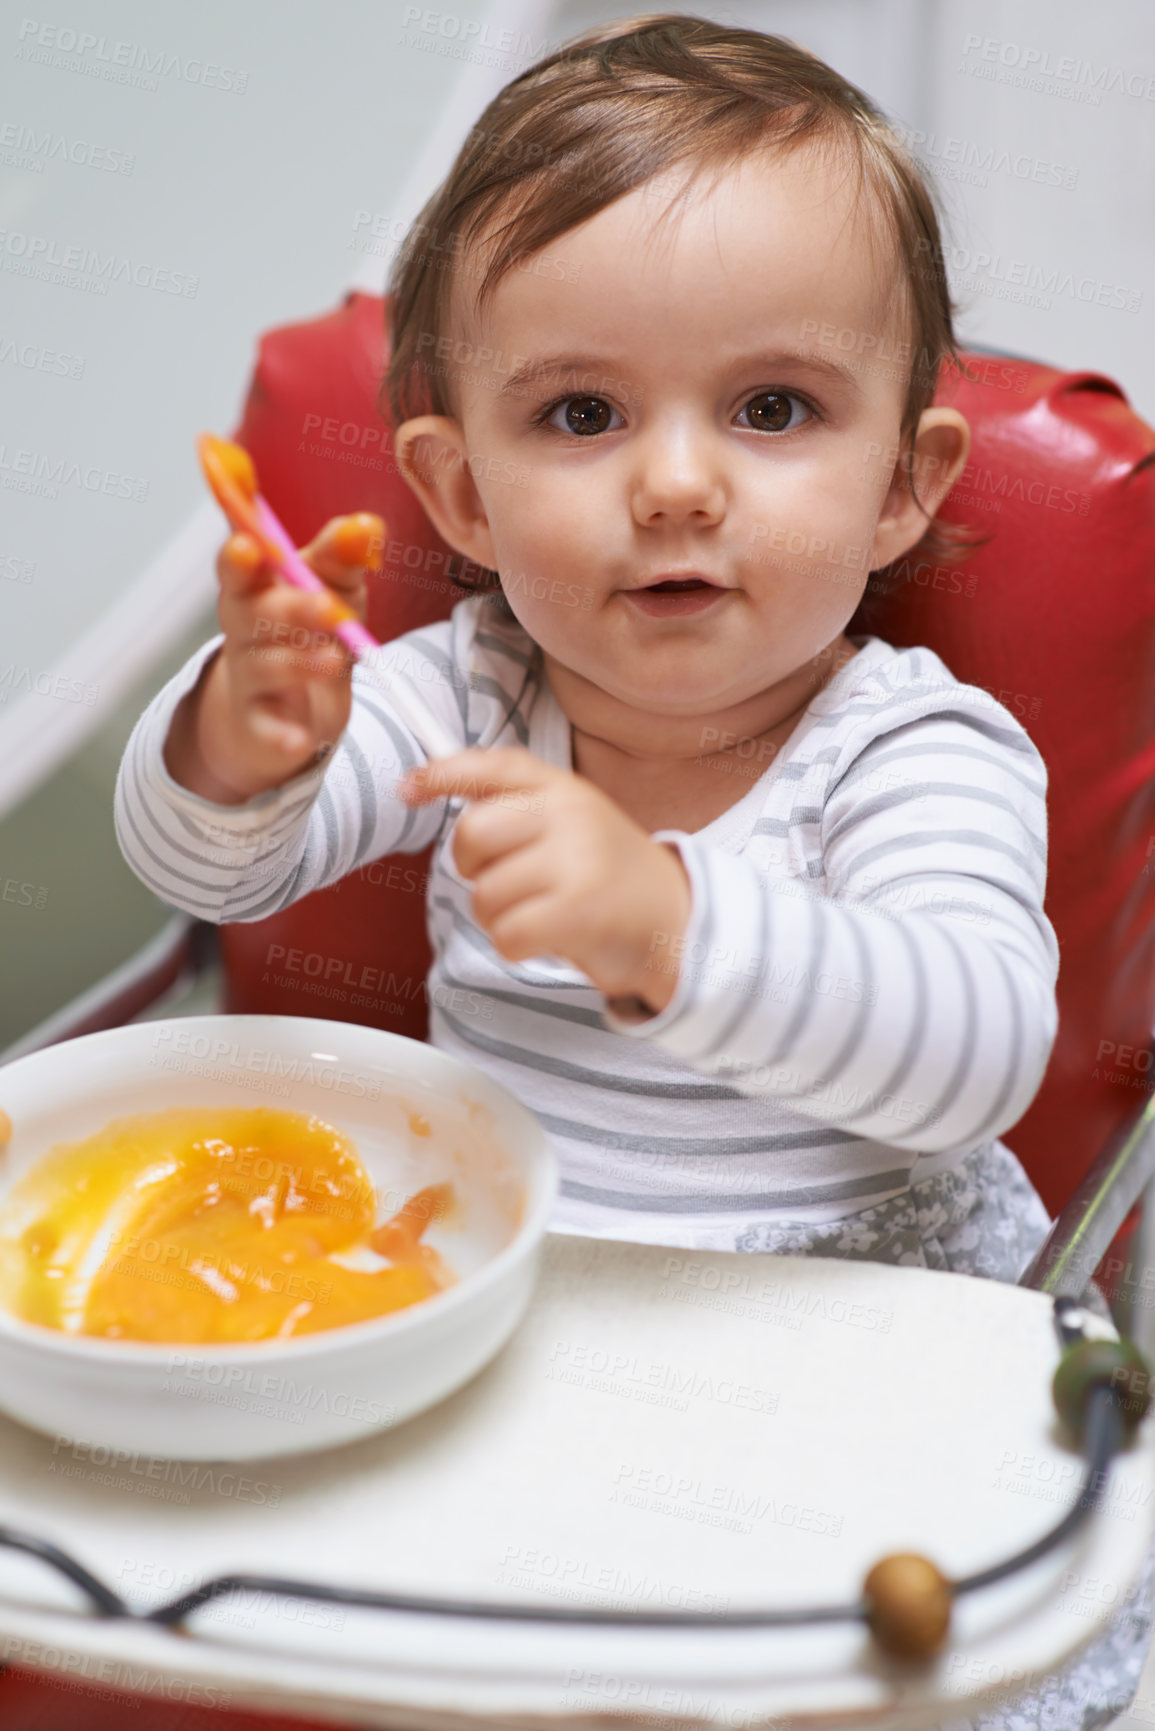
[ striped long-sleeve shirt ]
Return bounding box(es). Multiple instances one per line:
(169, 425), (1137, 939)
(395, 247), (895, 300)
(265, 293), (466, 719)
(114, 593), (1059, 1250)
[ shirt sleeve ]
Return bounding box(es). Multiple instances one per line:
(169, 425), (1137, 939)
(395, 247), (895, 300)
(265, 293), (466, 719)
(601, 711), (1060, 1156)
(113, 626), (462, 926)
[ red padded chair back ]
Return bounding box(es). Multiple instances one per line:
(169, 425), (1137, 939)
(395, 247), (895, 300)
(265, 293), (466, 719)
(223, 292), (1155, 1214)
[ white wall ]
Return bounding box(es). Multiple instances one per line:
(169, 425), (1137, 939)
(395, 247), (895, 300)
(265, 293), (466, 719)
(563, 0), (1155, 407)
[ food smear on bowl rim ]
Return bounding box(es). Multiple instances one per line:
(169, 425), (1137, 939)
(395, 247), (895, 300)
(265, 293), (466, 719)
(0, 1106), (459, 1344)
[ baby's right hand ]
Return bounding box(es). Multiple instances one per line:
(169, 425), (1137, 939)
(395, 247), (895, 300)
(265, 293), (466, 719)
(164, 513), (383, 805)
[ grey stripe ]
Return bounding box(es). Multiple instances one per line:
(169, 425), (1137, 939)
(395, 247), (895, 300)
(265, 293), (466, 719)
(229, 828), (327, 920)
(428, 922), (611, 1021)
(873, 913), (928, 1105)
(431, 893), (637, 1003)
(168, 798), (321, 850)
(751, 890), (826, 1067)
(537, 1104), (865, 1159)
(473, 673), (530, 745)
(908, 707), (1036, 754)
(809, 701), (1035, 753)
(854, 869), (1046, 935)
(840, 829), (1038, 880)
(436, 1003), (748, 1098)
(230, 732), (439, 922)
(144, 732), (315, 876)
(474, 628), (535, 668)
(117, 791), (225, 916)
(119, 741), (251, 907)
(828, 739), (1045, 801)
(888, 921), (978, 1144)
(698, 873), (771, 1062)
(824, 784), (1045, 861)
(808, 904), (875, 1087)
(353, 686), (434, 771)
(315, 782), (341, 886)
(397, 638), (468, 735)
(340, 732), (381, 865)
(775, 749), (843, 780)
(559, 1166), (910, 1214)
(804, 698), (924, 732)
(776, 758), (825, 781)
(348, 693), (428, 852)
(750, 807), (823, 840)
(121, 795), (227, 904)
(956, 943), (1023, 1147)
(430, 893), (604, 996)
(173, 805), (235, 847)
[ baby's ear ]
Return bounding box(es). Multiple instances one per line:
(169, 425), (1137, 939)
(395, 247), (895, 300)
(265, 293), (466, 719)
(393, 415), (498, 570)
(870, 408), (970, 569)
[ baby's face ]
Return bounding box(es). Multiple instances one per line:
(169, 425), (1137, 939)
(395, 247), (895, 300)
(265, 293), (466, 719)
(432, 144), (934, 724)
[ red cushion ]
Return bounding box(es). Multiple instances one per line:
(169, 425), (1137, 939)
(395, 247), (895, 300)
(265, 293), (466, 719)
(0, 1665), (341, 1729)
(884, 358), (1155, 1213)
(222, 292), (1155, 1214)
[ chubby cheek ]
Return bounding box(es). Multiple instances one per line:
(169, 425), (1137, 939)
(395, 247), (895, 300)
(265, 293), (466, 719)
(746, 560), (867, 669)
(489, 454), (619, 562)
(483, 491), (611, 647)
(742, 450), (884, 611)
(744, 520), (874, 628)
(500, 581), (604, 673)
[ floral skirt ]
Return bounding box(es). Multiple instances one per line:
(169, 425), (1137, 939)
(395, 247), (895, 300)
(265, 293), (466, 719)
(729, 1140), (1155, 1731)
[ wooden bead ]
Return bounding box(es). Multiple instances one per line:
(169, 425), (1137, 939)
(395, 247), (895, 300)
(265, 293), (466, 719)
(863, 1553), (952, 1658)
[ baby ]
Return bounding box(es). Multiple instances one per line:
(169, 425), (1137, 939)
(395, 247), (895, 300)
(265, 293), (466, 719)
(115, 18), (1154, 1721)
(118, 12), (1056, 1274)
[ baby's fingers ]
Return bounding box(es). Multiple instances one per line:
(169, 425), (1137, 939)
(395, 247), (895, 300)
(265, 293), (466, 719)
(216, 512), (383, 623)
(297, 513), (384, 627)
(402, 747), (556, 806)
(219, 512), (384, 688)
(216, 531), (269, 599)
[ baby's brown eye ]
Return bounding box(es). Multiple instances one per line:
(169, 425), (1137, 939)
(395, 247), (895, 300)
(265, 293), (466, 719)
(744, 392), (807, 433)
(555, 397), (615, 435)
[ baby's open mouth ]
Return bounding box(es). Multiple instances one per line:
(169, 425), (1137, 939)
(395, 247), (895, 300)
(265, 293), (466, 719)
(625, 574), (729, 616)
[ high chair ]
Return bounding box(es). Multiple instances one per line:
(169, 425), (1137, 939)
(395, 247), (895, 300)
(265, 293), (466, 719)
(1, 294), (1154, 1730)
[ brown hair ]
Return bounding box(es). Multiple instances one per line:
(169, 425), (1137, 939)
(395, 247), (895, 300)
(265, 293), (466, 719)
(382, 13), (983, 625)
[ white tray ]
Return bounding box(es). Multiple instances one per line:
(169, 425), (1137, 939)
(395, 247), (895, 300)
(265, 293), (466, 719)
(0, 1234), (1150, 1731)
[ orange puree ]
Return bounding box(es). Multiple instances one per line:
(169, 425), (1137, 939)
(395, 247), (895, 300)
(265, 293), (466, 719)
(0, 1107), (456, 1344)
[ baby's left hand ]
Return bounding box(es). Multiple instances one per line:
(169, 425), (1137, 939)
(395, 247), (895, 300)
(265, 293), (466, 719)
(399, 747), (691, 1014)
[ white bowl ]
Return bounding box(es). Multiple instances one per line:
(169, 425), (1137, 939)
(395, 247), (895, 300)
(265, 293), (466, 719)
(0, 1015), (557, 1461)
